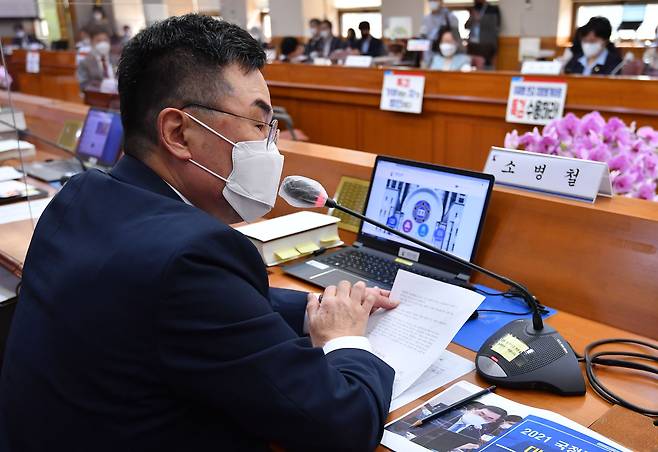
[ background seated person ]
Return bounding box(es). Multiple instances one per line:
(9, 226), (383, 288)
(346, 28), (358, 50)
(356, 21), (385, 57)
(643, 26), (658, 76)
(564, 16), (621, 76)
(311, 20), (345, 58)
(429, 27), (471, 71)
(77, 27), (117, 91)
(278, 37), (305, 63)
(11, 23), (44, 49)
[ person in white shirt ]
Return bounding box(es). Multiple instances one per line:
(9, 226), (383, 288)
(420, 0), (460, 41)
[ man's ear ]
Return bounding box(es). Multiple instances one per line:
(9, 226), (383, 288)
(157, 108), (193, 161)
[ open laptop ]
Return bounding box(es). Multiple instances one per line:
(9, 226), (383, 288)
(283, 156), (494, 290)
(23, 108), (123, 182)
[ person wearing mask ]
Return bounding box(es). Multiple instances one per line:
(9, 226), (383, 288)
(345, 28), (358, 50)
(313, 20), (346, 58)
(420, 0), (459, 41)
(0, 14), (397, 451)
(642, 26), (658, 76)
(356, 21), (385, 57)
(76, 29), (93, 53)
(120, 25), (133, 46)
(304, 18), (322, 56)
(77, 28), (116, 90)
(564, 17), (622, 76)
(279, 36), (305, 63)
(466, 0), (501, 67)
(429, 26), (471, 71)
(11, 24), (44, 49)
(85, 5), (113, 38)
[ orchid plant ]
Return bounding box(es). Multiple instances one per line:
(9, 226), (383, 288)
(504, 112), (658, 201)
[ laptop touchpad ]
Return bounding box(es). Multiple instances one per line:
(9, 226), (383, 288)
(311, 269), (375, 288)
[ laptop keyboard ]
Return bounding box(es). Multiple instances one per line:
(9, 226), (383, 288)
(317, 249), (453, 287)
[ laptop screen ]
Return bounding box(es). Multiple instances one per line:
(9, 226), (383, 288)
(360, 157), (493, 263)
(76, 108), (123, 166)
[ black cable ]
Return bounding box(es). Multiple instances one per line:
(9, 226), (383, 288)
(582, 338), (658, 417)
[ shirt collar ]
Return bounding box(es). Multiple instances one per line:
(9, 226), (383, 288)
(578, 48), (608, 72)
(163, 180), (193, 206)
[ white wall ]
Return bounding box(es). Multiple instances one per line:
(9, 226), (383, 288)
(219, 0), (248, 26)
(499, 0), (561, 37)
(381, 0), (424, 37)
(270, 0), (305, 36)
(113, 0), (146, 34)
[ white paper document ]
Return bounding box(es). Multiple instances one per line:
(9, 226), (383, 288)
(0, 167), (23, 182)
(366, 270), (484, 398)
(0, 197), (52, 225)
(389, 350), (475, 412)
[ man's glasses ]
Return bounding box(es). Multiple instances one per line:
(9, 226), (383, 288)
(182, 102), (279, 147)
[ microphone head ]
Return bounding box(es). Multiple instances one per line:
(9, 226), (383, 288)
(278, 176), (329, 208)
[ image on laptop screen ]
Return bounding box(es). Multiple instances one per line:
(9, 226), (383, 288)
(361, 159), (492, 262)
(76, 108), (123, 166)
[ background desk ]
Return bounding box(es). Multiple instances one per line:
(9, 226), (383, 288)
(264, 64), (658, 173)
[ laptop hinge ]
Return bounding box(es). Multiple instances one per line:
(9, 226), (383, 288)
(456, 272), (470, 282)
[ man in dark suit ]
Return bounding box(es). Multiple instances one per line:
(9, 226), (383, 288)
(466, 0), (501, 67)
(313, 19), (345, 58)
(0, 14), (397, 452)
(356, 21), (386, 57)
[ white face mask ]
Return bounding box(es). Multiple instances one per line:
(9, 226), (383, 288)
(94, 41), (110, 56)
(93, 12), (103, 21)
(184, 112), (284, 223)
(16, 30), (26, 38)
(429, 1), (440, 11)
(460, 412), (488, 427)
(440, 43), (457, 57)
(320, 30), (331, 39)
(582, 42), (603, 58)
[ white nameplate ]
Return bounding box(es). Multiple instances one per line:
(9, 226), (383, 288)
(344, 55), (373, 67)
(380, 70), (425, 114)
(506, 76), (567, 126)
(312, 57), (332, 66)
(521, 60), (562, 75)
(484, 147), (612, 203)
(26, 51), (40, 74)
(406, 39), (431, 52)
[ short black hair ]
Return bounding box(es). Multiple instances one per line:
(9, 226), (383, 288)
(309, 18), (321, 26)
(117, 14), (265, 157)
(280, 36), (299, 56)
(583, 16), (612, 41)
(358, 21), (370, 31)
(321, 20), (332, 28)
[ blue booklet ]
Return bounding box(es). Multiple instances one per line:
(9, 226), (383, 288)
(480, 415), (623, 452)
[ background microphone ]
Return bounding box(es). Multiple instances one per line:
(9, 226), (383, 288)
(279, 175), (544, 331)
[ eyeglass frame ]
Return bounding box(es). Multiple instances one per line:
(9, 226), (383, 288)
(181, 102), (279, 147)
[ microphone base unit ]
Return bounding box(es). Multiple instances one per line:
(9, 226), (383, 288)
(476, 318), (586, 396)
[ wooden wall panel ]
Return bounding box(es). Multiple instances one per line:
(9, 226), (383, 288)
(264, 64), (658, 173)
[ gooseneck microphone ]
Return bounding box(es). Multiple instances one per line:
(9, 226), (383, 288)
(279, 174), (586, 395)
(279, 175), (544, 330)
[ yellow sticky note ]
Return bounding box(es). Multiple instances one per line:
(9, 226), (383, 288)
(296, 242), (320, 254)
(320, 235), (341, 245)
(274, 248), (300, 261)
(491, 334), (529, 362)
(394, 257), (413, 266)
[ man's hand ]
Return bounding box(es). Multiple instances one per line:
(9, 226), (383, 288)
(306, 281), (399, 348)
(365, 286), (399, 313)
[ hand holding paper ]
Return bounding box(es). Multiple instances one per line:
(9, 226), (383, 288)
(366, 270), (484, 398)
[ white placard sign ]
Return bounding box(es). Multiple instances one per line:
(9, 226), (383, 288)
(25, 51), (40, 74)
(344, 55), (373, 67)
(380, 70), (425, 114)
(506, 76), (567, 126)
(484, 147), (612, 203)
(521, 60), (563, 75)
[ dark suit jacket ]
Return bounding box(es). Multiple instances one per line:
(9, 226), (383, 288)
(313, 36), (346, 57)
(356, 37), (385, 57)
(564, 44), (623, 76)
(0, 155), (395, 451)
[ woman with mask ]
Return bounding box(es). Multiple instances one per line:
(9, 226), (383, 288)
(565, 16), (622, 76)
(429, 27), (471, 71)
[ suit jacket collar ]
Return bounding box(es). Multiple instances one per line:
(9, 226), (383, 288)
(110, 155), (183, 203)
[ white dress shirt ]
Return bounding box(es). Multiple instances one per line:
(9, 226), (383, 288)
(162, 179), (374, 355)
